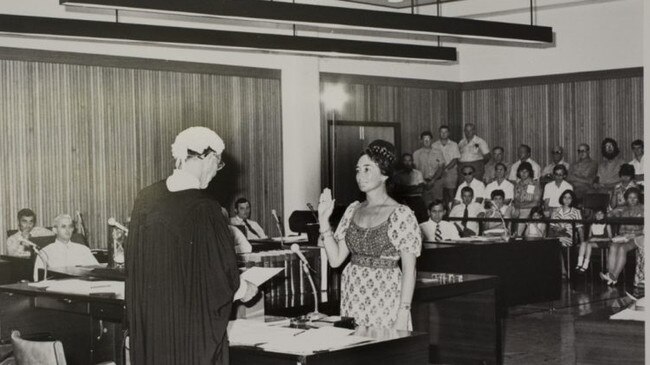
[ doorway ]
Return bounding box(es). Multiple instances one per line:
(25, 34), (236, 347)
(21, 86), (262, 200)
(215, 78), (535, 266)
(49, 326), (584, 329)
(328, 121), (400, 206)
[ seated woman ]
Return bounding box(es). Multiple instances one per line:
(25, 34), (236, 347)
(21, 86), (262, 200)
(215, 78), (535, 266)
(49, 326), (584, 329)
(522, 206), (546, 238)
(609, 163), (638, 210)
(483, 189), (514, 234)
(513, 162), (542, 236)
(317, 140), (421, 330)
(601, 187), (644, 286)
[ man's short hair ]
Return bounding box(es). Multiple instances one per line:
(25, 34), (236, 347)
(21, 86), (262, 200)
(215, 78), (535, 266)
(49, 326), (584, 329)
(420, 131), (433, 139)
(495, 162), (507, 171)
(492, 146), (504, 154)
(462, 165), (475, 174)
(519, 144), (531, 154)
(428, 199), (446, 211)
(439, 125), (450, 131)
(632, 139), (644, 148)
(234, 197), (249, 208)
(402, 153), (413, 159)
(460, 186), (474, 196)
(53, 214), (73, 227)
(17, 208), (36, 221)
(490, 189), (505, 199)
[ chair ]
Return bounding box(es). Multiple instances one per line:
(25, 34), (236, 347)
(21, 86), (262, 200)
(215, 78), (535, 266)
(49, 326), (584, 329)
(7, 331), (116, 365)
(580, 192), (610, 219)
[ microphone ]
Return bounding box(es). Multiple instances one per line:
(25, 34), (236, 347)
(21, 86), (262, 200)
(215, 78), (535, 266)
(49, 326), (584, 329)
(306, 203), (319, 222)
(20, 238), (49, 282)
(108, 218), (129, 234)
(271, 209), (284, 238)
(484, 201), (511, 240)
(290, 244), (326, 321)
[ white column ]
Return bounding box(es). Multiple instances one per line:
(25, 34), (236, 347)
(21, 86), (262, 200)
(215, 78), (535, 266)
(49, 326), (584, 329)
(281, 57), (322, 233)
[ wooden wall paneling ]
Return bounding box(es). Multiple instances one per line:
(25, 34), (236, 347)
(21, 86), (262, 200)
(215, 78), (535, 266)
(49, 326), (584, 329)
(0, 57), (282, 252)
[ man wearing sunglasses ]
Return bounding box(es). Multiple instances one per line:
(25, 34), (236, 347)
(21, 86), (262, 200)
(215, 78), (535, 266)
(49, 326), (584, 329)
(541, 146), (571, 182)
(567, 143), (598, 201)
(453, 165), (485, 207)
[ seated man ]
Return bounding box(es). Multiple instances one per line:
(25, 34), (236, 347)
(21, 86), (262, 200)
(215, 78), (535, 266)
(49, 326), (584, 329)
(484, 163), (514, 205)
(393, 153), (428, 224)
(33, 214), (98, 281)
(6, 208), (53, 257)
(450, 187), (485, 237)
(230, 197), (268, 239)
(453, 165), (485, 206)
(420, 199), (461, 242)
(542, 165), (573, 215)
(221, 207), (252, 253)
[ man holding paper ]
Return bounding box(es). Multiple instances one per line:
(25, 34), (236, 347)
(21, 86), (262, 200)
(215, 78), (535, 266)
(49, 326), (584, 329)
(126, 127), (257, 365)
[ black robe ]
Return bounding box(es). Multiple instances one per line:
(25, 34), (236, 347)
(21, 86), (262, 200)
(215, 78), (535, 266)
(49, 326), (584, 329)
(126, 181), (240, 365)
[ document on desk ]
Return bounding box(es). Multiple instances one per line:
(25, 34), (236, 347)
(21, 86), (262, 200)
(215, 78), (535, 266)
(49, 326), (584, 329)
(227, 319), (304, 346)
(240, 267), (284, 287)
(259, 327), (374, 355)
(29, 279), (124, 296)
(271, 234), (308, 243)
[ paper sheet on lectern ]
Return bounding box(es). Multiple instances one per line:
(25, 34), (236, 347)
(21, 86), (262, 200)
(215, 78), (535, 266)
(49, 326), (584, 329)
(240, 267), (283, 287)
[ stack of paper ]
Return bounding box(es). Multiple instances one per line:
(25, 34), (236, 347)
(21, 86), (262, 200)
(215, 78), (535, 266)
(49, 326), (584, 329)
(29, 279), (124, 297)
(228, 319), (304, 346)
(259, 327), (374, 354)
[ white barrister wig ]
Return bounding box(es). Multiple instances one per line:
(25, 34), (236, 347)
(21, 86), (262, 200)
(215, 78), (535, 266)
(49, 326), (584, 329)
(171, 126), (225, 164)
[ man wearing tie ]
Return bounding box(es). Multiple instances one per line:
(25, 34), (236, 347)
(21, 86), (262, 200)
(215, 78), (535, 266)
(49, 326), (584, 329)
(449, 187), (485, 237)
(420, 200), (460, 242)
(230, 197), (268, 239)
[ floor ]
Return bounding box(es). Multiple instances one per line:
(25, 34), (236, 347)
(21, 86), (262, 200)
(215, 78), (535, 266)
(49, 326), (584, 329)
(503, 269), (639, 365)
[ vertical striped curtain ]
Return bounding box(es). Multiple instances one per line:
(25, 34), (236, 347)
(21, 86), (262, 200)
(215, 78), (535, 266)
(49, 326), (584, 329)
(0, 59), (282, 251)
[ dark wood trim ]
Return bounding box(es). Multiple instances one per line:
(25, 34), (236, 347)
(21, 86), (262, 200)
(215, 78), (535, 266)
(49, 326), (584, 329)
(461, 67), (644, 90)
(321, 73), (461, 90)
(0, 46), (280, 79)
(62, 0), (552, 43)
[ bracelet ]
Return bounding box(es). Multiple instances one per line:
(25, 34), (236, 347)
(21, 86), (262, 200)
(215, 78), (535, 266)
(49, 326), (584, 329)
(399, 302), (411, 310)
(320, 229), (333, 236)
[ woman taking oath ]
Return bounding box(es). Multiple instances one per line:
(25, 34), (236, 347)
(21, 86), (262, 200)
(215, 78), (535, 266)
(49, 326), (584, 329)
(318, 140), (421, 330)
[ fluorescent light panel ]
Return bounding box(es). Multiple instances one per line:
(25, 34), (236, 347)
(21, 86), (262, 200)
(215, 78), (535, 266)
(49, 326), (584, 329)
(0, 14), (457, 62)
(60, 0), (553, 43)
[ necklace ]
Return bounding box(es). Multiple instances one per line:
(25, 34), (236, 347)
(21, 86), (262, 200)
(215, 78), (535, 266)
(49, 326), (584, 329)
(361, 195), (390, 241)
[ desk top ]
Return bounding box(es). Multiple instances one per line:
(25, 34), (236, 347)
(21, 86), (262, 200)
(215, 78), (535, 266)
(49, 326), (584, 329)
(423, 237), (558, 249)
(0, 281), (123, 305)
(414, 272), (498, 302)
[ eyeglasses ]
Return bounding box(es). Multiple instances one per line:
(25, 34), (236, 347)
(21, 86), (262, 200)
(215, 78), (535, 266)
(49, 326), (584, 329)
(217, 161), (226, 171)
(462, 172), (473, 176)
(577, 149), (588, 153)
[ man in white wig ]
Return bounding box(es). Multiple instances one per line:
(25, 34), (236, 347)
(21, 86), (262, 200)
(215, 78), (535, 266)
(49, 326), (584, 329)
(126, 126), (257, 365)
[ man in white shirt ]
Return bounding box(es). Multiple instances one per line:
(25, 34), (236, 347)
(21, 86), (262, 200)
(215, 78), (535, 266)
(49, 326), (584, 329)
(484, 163), (515, 205)
(420, 199), (460, 242)
(458, 123), (491, 181)
(508, 144), (541, 181)
(6, 208), (53, 257)
(230, 198), (268, 239)
(629, 139), (644, 183)
(541, 146), (571, 183)
(454, 165), (485, 206)
(543, 165), (573, 215)
(484, 146), (510, 184)
(432, 125), (461, 207)
(450, 187), (485, 236)
(33, 214), (98, 281)
(413, 131), (446, 206)
(221, 207), (252, 253)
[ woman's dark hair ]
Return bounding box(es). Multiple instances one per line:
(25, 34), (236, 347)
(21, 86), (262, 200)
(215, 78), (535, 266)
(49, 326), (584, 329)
(624, 187), (643, 204)
(516, 162), (534, 179)
(529, 206), (545, 218)
(619, 163), (635, 178)
(490, 189), (505, 199)
(558, 189), (577, 208)
(362, 139), (397, 178)
(495, 162), (507, 171)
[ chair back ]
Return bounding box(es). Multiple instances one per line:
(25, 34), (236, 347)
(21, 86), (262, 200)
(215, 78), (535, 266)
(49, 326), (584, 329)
(10, 331), (66, 365)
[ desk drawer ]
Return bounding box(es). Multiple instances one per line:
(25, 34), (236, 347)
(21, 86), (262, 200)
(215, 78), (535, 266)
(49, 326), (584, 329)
(34, 296), (89, 315)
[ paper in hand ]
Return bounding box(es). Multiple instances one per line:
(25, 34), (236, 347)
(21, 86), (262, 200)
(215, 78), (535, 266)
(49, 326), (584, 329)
(241, 267), (284, 287)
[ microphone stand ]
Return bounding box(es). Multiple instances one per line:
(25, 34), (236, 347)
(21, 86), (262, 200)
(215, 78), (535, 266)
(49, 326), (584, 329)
(489, 203), (511, 241)
(22, 239), (49, 282)
(301, 260), (326, 321)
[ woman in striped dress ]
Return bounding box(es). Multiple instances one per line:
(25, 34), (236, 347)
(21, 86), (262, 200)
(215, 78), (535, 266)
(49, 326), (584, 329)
(550, 190), (584, 247)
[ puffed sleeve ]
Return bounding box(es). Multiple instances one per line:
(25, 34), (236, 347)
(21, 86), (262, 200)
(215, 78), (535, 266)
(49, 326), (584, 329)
(388, 205), (422, 257)
(333, 201), (360, 243)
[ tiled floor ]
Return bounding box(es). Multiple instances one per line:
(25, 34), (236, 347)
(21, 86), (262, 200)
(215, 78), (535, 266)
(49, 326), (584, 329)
(503, 275), (638, 365)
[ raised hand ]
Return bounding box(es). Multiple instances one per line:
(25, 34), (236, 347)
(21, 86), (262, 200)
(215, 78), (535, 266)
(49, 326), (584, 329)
(317, 188), (335, 228)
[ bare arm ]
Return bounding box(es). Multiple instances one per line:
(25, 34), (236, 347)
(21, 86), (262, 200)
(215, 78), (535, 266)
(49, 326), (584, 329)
(318, 188), (350, 268)
(394, 252), (417, 330)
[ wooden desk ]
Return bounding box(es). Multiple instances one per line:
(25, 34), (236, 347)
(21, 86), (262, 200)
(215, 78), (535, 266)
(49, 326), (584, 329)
(231, 326), (428, 365)
(413, 273), (502, 365)
(0, 282), (124, 365)
(574, 306), (644, 365)
(418, 238), (562, 306)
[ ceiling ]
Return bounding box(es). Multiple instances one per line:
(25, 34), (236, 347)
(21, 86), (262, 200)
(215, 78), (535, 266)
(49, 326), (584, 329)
(339, 0), (462, 9)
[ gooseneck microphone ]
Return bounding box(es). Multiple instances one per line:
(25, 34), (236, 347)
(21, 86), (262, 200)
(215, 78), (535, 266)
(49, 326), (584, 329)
(306, 203), (319, 222)
(108, 218), (129, 234)
(271, 209), (284, 240)
(290, 244), (326, 321)
(20, 238), (49, 282)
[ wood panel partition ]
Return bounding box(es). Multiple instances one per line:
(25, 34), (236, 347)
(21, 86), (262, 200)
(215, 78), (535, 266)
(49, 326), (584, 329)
(0, 48), (282, 251)
(461, 68), (644, 168)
